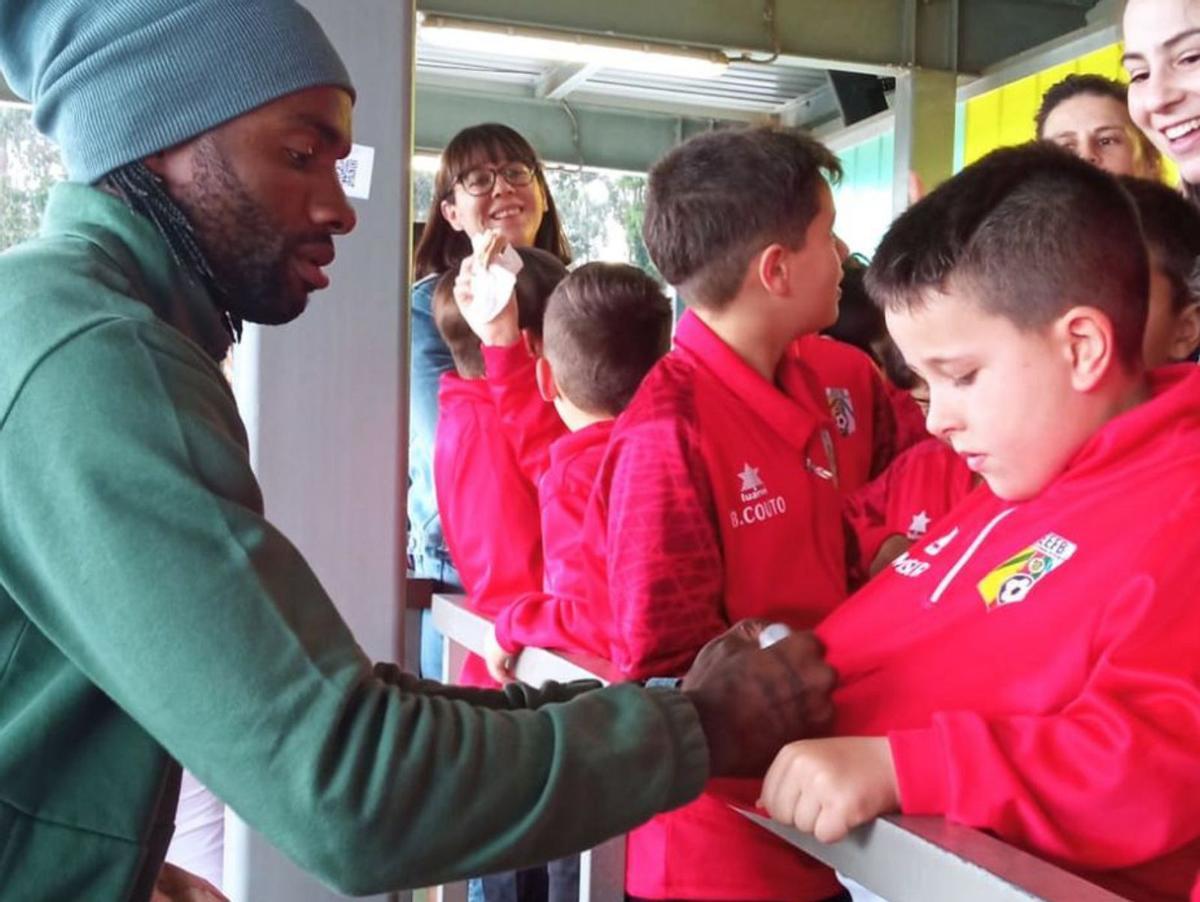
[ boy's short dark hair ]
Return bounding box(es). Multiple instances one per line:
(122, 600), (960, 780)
(543, 262), (673, 416)
(433, 267), (484, 379)
(1118, 175), (1200, 313)
(433, 247), (569, 379)
(642, 126), (842, 310)
(866, 143), (1149, 368)
(512, 247), (570, 339)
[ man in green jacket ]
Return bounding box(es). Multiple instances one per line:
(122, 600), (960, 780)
(0, 1), (837, 898)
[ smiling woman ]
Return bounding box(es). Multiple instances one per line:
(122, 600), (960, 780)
(405, 124), (571, 613)
(405, 121), (576, 902)
(1123, 0), (1200, 201)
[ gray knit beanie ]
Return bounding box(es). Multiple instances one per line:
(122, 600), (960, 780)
(0, 0), (354, 183)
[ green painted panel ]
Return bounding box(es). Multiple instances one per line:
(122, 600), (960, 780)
(833, 131), (894, 257)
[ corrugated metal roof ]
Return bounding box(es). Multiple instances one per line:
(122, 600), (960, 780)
(415, 37), (833, 118)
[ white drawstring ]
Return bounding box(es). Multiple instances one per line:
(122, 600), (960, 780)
(928, 507), (1017, 604)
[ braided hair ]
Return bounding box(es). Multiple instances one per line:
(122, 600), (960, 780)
(102, 160), (242, 352)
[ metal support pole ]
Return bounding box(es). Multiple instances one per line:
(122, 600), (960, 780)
(892, 68), (957, 216)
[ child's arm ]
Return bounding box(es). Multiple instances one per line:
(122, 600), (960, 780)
(452, 247), (565, 483)
(843, 468), (905, 578)
(602, 415), (730, 680)
(482, 343), (566, 484)
(492, 588), (613, 668)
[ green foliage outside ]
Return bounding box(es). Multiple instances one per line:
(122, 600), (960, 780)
(0, 105), (65, 252)
(544, 167), (654, 273)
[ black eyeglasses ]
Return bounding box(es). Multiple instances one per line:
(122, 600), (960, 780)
(455, 162), (537, 196)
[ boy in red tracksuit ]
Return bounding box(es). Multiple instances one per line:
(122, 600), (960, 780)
(471, 263), (674, 679)
(594, 128), (851, 901)
(844, 174), (1200, 580)
(760, 144), (1200, 902)
(431, 248), (567, 688)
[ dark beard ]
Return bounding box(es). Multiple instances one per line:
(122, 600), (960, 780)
(173, 135), (311, 326)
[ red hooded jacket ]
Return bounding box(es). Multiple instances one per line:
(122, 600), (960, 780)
(819, 366), (1200, 901)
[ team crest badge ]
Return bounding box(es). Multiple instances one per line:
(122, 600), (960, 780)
(977, 533), (1077, 609)
(825, 387), (856, 437)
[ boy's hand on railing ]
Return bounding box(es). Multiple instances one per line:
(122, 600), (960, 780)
(680, 620), (836, 778)
(758, 736), (899, 843)
(483, 624), (519, 683)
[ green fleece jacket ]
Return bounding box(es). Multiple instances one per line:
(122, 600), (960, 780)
(0, 184), (708, 900)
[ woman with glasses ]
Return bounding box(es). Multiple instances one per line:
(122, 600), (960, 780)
(408, 122), (571, 646)
(406, 123), (573, 902)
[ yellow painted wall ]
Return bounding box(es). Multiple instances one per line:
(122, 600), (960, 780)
(961, 43), (1178, 183)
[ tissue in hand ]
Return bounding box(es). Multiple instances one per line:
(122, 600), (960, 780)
(463, 231), (524, 331)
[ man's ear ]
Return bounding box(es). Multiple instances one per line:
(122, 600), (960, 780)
(1059, 306), (1118, 390)
(141, 143), (195, 186)
(755, 244), (790, 298)
(534, 355), (559, 403)
(142, 151), (168, 178)
(1170, 302), (1200, 362)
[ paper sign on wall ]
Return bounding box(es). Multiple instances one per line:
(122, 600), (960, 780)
(337, 143), (376, 200)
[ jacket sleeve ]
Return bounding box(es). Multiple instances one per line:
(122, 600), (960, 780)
(843, 466), (900, 569)
(408, 276), (456, 577)
(494, 590), (612, 660)
(482, 343), (566, 484)
(0, 320), (709, 894)
(600, 414), (729, 680)
(887, 501), (1200, 869)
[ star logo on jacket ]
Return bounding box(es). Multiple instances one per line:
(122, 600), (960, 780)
(977, 532), (1077, 609)
(825, 387), (857, 437)
(729, 463), (788, 529)
(907, 510), (932, 538)
(738, 463), (766, 502)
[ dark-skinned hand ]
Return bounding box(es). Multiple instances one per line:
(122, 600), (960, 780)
(680, 619), (836, 778)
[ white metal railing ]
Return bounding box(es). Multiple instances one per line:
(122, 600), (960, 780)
(429, 593), (1131, 902)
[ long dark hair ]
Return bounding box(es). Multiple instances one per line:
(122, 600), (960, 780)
(413, 123), (572, 279)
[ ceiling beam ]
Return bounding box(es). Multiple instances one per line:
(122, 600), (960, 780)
(536, 62), (601, 100)
(416, 83), (720, 172)
(416, 0), (1094, 76)
(418, 0), (938, 75)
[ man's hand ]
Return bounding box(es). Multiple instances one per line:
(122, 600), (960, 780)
(680, 620), (836, 778)
(759, 736), (899, 843)
(483, 624), (519, 683)
(454, 242), (520, 347)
